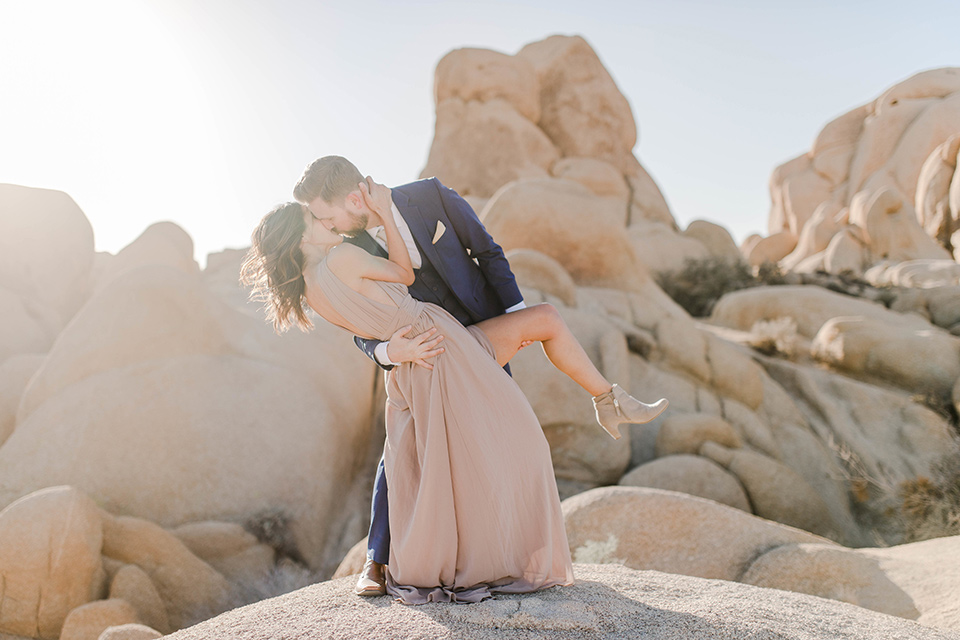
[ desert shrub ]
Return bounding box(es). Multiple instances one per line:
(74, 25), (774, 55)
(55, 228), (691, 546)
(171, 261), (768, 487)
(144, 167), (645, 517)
(899, 453), (960, 542)
(655, 257), (756, 317)
(828, 433), (960, 545)
(747, 317), (798, 357)
(755, 260), (787, 285)
(244, 508), (305, 564)
(911, 389), (960, 433)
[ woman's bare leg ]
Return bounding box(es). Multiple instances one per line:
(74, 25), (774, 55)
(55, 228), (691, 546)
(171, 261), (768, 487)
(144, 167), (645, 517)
(474, 304), (611, 396)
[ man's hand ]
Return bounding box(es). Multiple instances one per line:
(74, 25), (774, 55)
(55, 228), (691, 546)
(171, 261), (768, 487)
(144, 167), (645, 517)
(359, 176), (393, 218)
(386, 325), (445, 370)
(519, 340), (535, 350)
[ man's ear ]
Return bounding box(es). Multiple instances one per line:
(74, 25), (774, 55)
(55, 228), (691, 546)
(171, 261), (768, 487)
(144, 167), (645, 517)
(345, 190), (362, 210)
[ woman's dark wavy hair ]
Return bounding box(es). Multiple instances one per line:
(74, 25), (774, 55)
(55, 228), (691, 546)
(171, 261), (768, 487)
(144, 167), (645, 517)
(240, 202), (313, 333)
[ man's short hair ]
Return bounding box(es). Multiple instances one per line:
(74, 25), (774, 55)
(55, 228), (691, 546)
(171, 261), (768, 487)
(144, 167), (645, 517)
(293, 156), (364, 204)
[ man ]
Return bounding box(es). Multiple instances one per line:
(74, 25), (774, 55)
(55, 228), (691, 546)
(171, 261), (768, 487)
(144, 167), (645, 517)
(293, 156), (527, 595)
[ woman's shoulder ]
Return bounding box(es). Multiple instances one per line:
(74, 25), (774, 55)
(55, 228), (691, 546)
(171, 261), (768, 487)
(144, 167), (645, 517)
(325, 242), (368, 276)
(327, 242), (365, 264)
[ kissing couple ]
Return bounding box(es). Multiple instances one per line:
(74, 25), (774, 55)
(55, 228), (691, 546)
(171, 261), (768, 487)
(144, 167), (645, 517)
(242, 156), (668, 604)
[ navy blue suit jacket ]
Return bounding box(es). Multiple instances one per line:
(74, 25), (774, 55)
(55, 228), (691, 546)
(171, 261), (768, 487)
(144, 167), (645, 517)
(349, 177), (522, 370)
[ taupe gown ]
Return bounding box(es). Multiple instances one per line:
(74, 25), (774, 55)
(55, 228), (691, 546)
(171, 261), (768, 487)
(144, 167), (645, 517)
(314, 258), (574, 604)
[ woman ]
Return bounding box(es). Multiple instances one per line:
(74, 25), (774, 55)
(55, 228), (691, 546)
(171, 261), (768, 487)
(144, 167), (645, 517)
(242, 180), (667, 604)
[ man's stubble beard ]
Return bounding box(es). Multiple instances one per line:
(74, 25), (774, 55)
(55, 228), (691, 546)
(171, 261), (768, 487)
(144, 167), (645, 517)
(338, 211), (369, 238)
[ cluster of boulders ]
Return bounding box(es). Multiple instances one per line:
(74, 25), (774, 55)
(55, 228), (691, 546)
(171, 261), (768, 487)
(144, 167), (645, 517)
(1, 34), (959, 639)
(0, 186), (387, 637)
(750, 68), (960, 280)
(561, 486), (960, 630)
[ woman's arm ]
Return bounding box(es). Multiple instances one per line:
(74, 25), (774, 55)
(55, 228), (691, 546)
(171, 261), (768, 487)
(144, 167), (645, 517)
(360, 178), (415, 285)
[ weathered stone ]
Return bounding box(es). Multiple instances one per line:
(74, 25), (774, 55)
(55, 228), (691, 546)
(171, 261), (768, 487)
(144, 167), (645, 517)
(482, 178), (645, 291)
(654, 413), (742, 457)
(108, 565), (170, 634)
(551, 157), (629, 199)
(97, 623), (163, 640)
(505, 248), (578, 307)
(563, 486), (829, 581)
(101, 513), (234, 630)
(0, 184), (94, 324)
(518, 35), (637, 172)
(700, 442), (838, 539)
(420, 98), (559, 197)
(747, 230), (797, 266)
(619, 454), (751, 511)
(0, 486), (105, 639)
(60, 599), (140, 640)
(434, 47), (540, 122)
(812, 315), (960, 396)
(0, 353), (44, 447)
(682, 220), (741, 262)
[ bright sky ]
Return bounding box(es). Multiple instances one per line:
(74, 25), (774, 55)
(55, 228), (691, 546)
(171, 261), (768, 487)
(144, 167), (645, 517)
(1, 0), (957, 267)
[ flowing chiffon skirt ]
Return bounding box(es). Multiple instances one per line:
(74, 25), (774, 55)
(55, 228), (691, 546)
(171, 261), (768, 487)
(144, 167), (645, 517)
(314, 259), (574, 604)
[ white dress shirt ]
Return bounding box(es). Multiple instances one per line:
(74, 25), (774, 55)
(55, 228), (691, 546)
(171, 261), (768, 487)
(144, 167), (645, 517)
(368, 202), (421, 268)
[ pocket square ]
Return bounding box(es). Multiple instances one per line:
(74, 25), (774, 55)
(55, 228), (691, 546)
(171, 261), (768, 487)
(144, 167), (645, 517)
(432, 221), (446, 244)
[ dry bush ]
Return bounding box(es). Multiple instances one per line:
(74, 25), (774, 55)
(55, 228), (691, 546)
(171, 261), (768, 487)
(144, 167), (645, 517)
(827, 433), (960, 546)
(747, 317), (798, 358)
(899, 454), (960, 543)
(655, 257), (756, 317)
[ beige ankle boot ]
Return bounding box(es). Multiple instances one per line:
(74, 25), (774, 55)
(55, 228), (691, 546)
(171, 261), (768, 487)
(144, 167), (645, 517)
(593, 384), (668, 439)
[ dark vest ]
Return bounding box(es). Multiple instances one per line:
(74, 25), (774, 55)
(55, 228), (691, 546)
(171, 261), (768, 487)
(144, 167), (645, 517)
(351, 232), (473, 327)
(407, 259), (473, 327)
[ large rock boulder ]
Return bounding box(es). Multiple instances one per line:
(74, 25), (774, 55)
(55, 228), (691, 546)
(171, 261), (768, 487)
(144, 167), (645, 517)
(618, 454), (751, 512)
(811, 315), (960, 395)
(562, 486), (830, 581)
(915, 134), (960, 247)
(550, 156), (629, 199)
(764, 68), (960, 276)
(744, 536), (960, 630)
(98, 623), (163, 640)
(627, 220), (711, 274)
(699, 442), (839, 540)
(0, 486), (106, 639)
(159, 563), (956, 640)
(0, 353), (43, 446)
(848, 187), (951, 262)
(92, 222), (199, 291)
(0, 260), (376, 577)
(505, 248), (578, 307)
(682, 220), (741, 262)
(59, 599), (140, 640)
(517, 35), (637, 173)
(710, 284), (929, 339)
(482, 178), (645, 291)
(101, 513), (235, 629)
(0, 184), (95, 327)
(654, 413), (742, 457)
(108, 564), (170, 634)
(780, 202), (847, 270)
(420, 97), (559, 197)
(433, 47), (541, 122)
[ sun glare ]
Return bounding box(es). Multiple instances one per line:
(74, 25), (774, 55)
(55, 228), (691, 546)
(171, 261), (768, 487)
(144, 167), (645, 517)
(1, 0), (226, 260)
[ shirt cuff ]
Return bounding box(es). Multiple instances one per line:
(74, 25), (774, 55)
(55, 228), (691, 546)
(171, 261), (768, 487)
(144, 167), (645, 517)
(374, 341), (397, 367)
(505, 301), (527, 313)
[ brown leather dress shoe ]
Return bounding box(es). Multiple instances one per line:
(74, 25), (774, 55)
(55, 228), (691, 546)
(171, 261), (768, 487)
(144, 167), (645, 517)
(354, 558), (386, 596)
